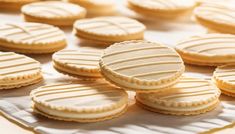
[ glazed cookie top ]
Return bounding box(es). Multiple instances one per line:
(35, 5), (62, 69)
(213, 64), (235, 85)
(128, 0), (195, 10)
(0, 22), (66, 45)
(100, 40), (184, 82)
(30, 80), (128, 112)
(194, 2), (235, 26)
(137, 77), (220, 106)
(74, 16), (145, 37)
(53, 48), (103, 72)
(175, 34), (235, 57)
(21, 1), (86, 19)
(0, 52), (41, 81)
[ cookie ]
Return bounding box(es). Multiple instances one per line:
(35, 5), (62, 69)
(0, 52), (42, 90)
(213, 64), (235, 97)
(175, 33), (235, 66)
(194, 2), (235, 34)
(99, 40), (185, 92)
(127, 0), (196, 19)
(52, 48), (103, 78)
(67, 0), (116, 16)
(0, 22), (66, 54)
(136, 77), (221, 115)
(73, 17), (145, 45)
(0, 0), (38, 11)
(30, 80), (128, 122)
(21, 1), (86, 26)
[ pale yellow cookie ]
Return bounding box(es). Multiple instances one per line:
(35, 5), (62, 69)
(213, 64), (235, 97)
(175, 34), (235, 66)
(136, 77), (221, 115)
(99, 40), (185, 92)
(0, 22), (66, 54)
(0, 0), (39, 11)
(127, 0), (196, 19)
(21, 1), (86, 26)
(52, 48), (103, 78)
(0, 52), (42, 90)
(67, 0), (116, 16)
(30, 80), (128, 122)
(73, 17), (146, 45)
(194, 3), (235, 34)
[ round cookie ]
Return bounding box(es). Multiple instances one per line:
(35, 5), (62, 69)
(21, 1), (86, 26)
(194, 3), (235, 34)
(67, 0), (116, 16)
(30, 80), (128, 122)
(73, 17), (146, 45)
(175, 34), (235, 66)
(0, 0), (39, 11)
(136, 77), (221, 115)
(99, 40), (185, 92)
(127, 0), (196, 19)
(52, 48), (103, 78)
(0, 52), (42, 90)
(213, 64), (235, 97)
(0, 22), (66, 54)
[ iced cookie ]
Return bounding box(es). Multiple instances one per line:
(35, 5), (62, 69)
(213, 64), (235, 97)
(0, 0), (38, 11)
(175, 34), (235, 66)
(73, 17), (145, 45)
(136, 77), (221, 115)
(0, 22), (66, 54)
(52, 48), (103, 78)
(67, 0), (116, 16)
(99, 40), (185, 92)
(127, 0), (196, 19)
(21, 1), (86, 26)
(194, 3), (235, 34)
(30, 80), (128, 122)
(0, 52), (42, 90)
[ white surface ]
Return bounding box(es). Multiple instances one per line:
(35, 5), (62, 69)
(1, 1), (235, 134)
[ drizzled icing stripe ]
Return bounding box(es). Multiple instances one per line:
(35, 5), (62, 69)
(53, 49), (102, 68)
(32, 82), (125, 105)
(106, 54), (178, 66)
(144, 77), (219, 101)
(75, 17), (145, 35)
(27, 4), (75, 15)
(0, 23), (65, 44)
(176, 34), (235, 53)
(103, 46), (168, 57)
(113, 61), (182, 71)
(0, 52), (40, 76)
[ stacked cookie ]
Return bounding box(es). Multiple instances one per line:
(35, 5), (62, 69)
(127, 0), (196, 19)
(194, 2), (235, 34)
(175, 33), (235, 97)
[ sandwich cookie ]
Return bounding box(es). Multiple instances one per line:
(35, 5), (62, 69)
(0, 22), (66, 54)
(175, 34), (235, 66)
(127, 0), (196, 19)
(21, 1), (86, 26)
(136, 77), (221, 115)
(30, 80), (128, 122)
(0, 0), (39, 11)
(99, 40), (185, 92)
(194, 3), (235, 34)
(67, 0), (116, 16)
(0, 52), (42, 90)
(73, 17), (146, 45)
(213, 64), (235, 97)
(52, 48), (103, 78)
